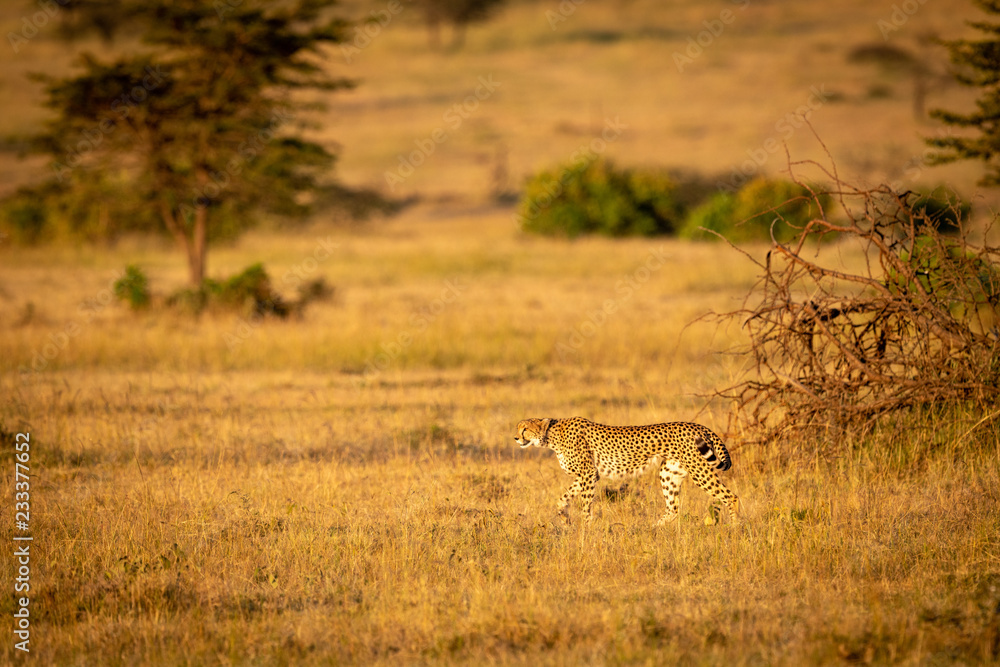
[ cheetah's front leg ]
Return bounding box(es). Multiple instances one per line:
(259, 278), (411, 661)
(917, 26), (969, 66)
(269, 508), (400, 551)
(556, 471), (598, 524)
(655, 461), (687, 526)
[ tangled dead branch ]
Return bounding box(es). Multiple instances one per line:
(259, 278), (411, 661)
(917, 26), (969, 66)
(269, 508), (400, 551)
(716, 161), (1000, 445)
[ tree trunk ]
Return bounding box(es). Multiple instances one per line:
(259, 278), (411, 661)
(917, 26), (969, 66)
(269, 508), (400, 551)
(158, 199), (207, 286)
(191, 205), (207, 285)
(159, 200), (196, 285)
(187, 164), (211, 285)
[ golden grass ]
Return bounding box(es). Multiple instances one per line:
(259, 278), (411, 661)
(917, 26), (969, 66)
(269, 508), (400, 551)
(2, 1), (1000, 663)
(0, 209), (759, 382)
(2, 210), (1000, 664)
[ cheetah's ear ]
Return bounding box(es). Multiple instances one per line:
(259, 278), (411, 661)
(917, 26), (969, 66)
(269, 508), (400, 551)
(539, 418), (554, 437)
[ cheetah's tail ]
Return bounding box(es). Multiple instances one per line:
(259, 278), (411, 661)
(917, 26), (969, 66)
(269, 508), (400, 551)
(695, 434), (732, 472)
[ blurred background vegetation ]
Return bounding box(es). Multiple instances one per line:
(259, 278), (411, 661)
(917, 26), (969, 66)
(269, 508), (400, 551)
(4, 0), (1000, 438)
(1, 0), (992, 248)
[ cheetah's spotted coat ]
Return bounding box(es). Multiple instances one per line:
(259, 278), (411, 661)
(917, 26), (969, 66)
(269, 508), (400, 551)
(515, 417), (740, 525)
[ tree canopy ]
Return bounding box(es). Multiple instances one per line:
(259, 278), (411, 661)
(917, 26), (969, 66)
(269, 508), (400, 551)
(927, 0), (1000, 186)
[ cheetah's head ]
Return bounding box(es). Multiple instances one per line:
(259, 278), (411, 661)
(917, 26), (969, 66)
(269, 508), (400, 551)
(514, 418), (555, 448)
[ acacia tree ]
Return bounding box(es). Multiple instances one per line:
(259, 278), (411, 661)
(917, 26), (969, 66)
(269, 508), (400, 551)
(37, 0), (351, 285)
(926, 0), (1000, 186)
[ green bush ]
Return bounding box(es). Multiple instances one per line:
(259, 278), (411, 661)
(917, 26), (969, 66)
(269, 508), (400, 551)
(903, 187), (971, 235)
(168, 264), (289, 317)
(518, 159), (684, 238)
(213, 264), (280, 313)
(113, 265), (151, 310)
(888, 236), (1000, 329)
(680, 178), (830, 243)
(2, 188), (50, 244)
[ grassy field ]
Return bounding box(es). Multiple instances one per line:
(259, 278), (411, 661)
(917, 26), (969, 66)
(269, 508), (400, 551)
(2, 210), (1000, 664)
(2, 0), (1000, 664)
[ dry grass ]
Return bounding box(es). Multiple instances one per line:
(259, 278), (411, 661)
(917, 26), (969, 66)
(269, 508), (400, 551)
(2, 209), (1000, 664)
(2, 0), (1000, 664)
(0, 209), (759, 383)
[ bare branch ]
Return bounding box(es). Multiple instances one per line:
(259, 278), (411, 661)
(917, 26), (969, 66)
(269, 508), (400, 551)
(713, 165), (1000, 446)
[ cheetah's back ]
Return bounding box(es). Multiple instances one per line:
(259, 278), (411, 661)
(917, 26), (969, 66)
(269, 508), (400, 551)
(585, 421), (732, 480)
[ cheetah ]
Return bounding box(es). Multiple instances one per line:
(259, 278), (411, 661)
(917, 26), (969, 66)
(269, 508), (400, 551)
(515, 417), (739, 526)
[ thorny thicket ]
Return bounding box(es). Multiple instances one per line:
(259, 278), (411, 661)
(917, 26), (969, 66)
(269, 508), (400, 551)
(716, 159), (1000, 446)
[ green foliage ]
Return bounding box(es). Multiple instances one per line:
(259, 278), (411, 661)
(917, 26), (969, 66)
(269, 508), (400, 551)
(168, 264), (289, 317)
(518, 159), (684, 238)
(679, 178), (829, 243)
(0, 172), (159, 245)
(905, 187), (972, 235)
(56, 0), (145, 43)
(72, 259), (334, 319)
(0, 184), (50, 245)
(214, 264), (286, 316)
(888, 235), (1000, 333)
(113, 265), (151, 310)
(0, 175), (264, 247)
(927, 0), (1000, 187)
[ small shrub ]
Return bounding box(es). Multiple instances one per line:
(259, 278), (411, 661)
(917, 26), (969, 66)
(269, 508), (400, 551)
(846, 43), (919, 70)
(166, 286), (210, 315)
(296, 277), (334, 306)
(214, 264), (286, 315)
(679, 192), (736, 240)
(2, 190), (49, 244)
(113, 265), (151, 310)
(902, 187), (971, 235)
(167, 264), (289, 317)
(888, 234), (1000, 335)
(518, 159), (684, 238)
(679, 178), (830, 243)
